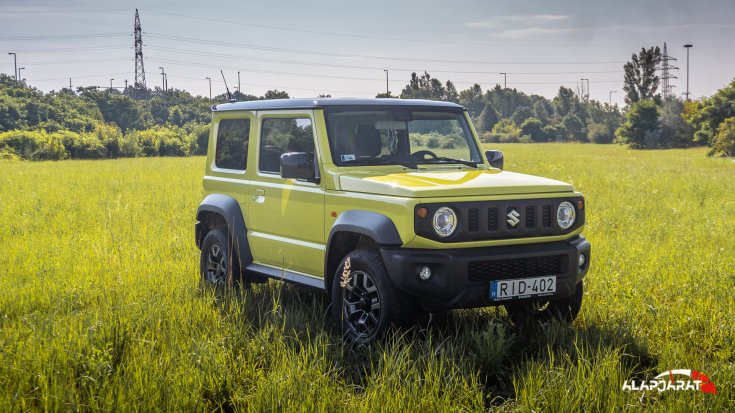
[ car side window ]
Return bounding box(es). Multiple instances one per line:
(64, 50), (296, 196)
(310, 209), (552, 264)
(259, 117), (315, 174)
(215, 118), (250, 170)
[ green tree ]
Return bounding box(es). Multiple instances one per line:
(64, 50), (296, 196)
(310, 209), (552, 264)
(689, 78), (735, 146)
(520, 118), (547, 142)
(563, 113), (586, 141)
(623, 46), (662, 105)
(615, 99), (660, 148)
(710, 116), (735, 157)
(475, 102), (500, 133)
(458, 84), (485, 118)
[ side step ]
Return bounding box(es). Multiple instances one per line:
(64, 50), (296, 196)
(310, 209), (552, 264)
(244, 263), (325, 290)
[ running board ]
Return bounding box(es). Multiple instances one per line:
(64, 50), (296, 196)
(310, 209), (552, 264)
(244, 263), (324, 290)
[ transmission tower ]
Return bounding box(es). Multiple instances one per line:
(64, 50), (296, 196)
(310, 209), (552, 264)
(134, 9), (146, 90)
(660, 42), (678, 99)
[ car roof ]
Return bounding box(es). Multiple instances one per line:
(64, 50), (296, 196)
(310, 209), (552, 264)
(212, 98), (465, 112)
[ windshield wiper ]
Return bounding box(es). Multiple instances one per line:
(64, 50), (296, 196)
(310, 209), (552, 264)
(422, 157), (479, 168)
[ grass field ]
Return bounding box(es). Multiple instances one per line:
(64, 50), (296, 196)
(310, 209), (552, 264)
(1, 144), (734, 411)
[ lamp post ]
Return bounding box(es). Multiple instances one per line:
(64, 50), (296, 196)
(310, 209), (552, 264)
(159, 67), (166, 92)
(609, 90), (617, 106)
(383, 69), (389, 95)
(237, 71), (241, 96)
(205, 77), (212, 99)
(684, 44), (693, 101)
(8, 52), (17, 81)
(109, 78), (114, 92)
(18, 67), (25, 81)
(499, 72), (507, 89)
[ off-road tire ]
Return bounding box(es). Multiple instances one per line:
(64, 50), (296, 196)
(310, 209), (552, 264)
(199, 227), (243, 289)
(331, 249), (418, 344)
(504, 280), (583, 326)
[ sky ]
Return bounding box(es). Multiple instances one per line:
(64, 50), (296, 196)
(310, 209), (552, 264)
(1, 0), (734, 106)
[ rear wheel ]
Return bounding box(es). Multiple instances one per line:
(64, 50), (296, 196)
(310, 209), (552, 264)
(200, 228), (243, 288)
(331, 249), (417, 344)
(505, 281), (584, 326)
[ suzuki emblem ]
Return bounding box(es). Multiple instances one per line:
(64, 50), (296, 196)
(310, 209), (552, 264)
(507, 209), (520, 227)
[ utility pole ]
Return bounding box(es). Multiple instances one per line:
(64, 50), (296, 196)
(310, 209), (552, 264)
(499, 72), (507, 89)
(384, 69), (389, 94)
(164, 73), (168, 91)
(609, 90), (617, 106)
(684, 44), (693, 101)
(124, 79), (128, 89)
(134, 9), (146, 89)
(18, 67), (25, 81)
(69, 78), (72, 90)
(8, 52), (17, 81)
(205, 77), (212, 99)
(581, 78), (589, 101)
(159, 67), (165, 92)
(237, 71), (241, 95)
(109, 78), (114, 92)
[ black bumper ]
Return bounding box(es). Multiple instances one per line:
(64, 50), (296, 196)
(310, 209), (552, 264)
(380, 236), (590, 312)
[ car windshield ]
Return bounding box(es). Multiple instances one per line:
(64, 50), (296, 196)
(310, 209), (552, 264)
(325, 108), (482, 167)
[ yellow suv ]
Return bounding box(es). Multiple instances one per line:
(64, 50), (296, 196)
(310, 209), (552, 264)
(195, 98), (590, 343)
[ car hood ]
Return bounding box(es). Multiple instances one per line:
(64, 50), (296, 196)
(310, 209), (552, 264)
(337, 168), (574, 198)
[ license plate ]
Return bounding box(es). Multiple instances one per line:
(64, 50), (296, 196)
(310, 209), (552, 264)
(490, 276), (556, 301)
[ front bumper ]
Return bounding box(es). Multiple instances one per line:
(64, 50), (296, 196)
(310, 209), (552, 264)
(380, 235), (590, 312)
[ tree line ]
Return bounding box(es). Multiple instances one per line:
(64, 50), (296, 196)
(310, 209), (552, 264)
(1, 45), (734, 161)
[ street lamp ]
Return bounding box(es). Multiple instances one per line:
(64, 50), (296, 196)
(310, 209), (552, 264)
(499, 72), (507, 89)
(8, 52), (17, 81)
(684, 44), (693, 101)
(109, 78), (114, 92)
(18, 67), (25, 81)
(205, 77), (212, 99)
(159, 67), (165, 91)
(609, 90), (617, 106)
(237, 71), (241, 95)
(383, 69), (389, 95)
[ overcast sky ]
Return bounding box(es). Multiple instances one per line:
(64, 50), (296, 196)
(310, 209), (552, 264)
(1, 0), (734, 105)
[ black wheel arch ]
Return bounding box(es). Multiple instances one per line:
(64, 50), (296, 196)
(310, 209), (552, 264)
(196, 194), (252, 267)
(324, 210), (402, 293)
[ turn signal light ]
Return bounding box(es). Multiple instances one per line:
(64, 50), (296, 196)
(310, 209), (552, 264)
(417, 207), (428, 219)
(577, 199), (585, 210)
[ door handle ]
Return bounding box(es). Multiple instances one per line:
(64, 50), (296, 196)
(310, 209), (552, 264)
(252, 188), (265, 203)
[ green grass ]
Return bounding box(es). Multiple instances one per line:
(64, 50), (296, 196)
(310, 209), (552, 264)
(1, 144), (734, 411)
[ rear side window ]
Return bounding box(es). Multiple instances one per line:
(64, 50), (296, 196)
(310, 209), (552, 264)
(259, 118), (314, 173)
(215, 118), (250, 170)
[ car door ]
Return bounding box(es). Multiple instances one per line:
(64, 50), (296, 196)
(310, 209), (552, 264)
(247, 110), (326, 277)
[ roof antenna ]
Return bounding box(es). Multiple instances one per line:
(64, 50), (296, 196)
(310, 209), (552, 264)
(220, 69), (234, 102)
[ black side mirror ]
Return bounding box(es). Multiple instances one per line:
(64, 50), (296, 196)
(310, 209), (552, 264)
(485, 150), (504, 170)
(281, 152), (316, 180)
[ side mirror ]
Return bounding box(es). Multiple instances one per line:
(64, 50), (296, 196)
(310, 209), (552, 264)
(280, 152), (316, 180)
(485, 150), (504, 170)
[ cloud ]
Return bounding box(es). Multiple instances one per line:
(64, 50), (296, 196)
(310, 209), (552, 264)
(492, 27), (580, 39)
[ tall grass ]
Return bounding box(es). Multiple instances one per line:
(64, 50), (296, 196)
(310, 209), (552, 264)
(0, 144), (733, 411)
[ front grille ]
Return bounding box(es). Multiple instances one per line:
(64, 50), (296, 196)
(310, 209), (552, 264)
(414, 197), (584, 243)
(468, 208), (479, 232)
(467, 255), (565, 283)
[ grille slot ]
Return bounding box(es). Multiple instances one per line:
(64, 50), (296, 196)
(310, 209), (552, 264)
(468, 208), (479, 232)
(487, 208), (498, 231)
(525, 206), (535, 228)
(542, 205), (552, 227)
(467, 255), (564, 283)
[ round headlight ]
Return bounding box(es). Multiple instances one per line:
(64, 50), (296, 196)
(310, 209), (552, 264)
(432, 207), (457, 237)
(557, 201), (576, 229)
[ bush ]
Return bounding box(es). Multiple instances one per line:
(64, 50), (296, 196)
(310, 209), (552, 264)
(53, 130), (107, 159)
(0, 130), (68, 160)
(587, 123), (614, 144)
(710, 116), (735, 157)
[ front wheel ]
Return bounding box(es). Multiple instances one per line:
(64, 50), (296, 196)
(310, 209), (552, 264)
(331, 249), (415, 344)
(199, 228), (243, 289)
(505, 281), (584, 326)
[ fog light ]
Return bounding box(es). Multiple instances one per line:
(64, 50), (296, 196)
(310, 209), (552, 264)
(418, 266), (432, 281)
(578, 254), (586, 268)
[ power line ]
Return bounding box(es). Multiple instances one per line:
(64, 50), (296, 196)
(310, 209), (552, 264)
(141, 9), (641, 48)
(19, 57), (132, 65)
(145, 44), (624, 76)
(147, 57), (621, 86)
(4, 45), (131, 53)
(0, 33), (130, 41)
(145, 32), (625, 65)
